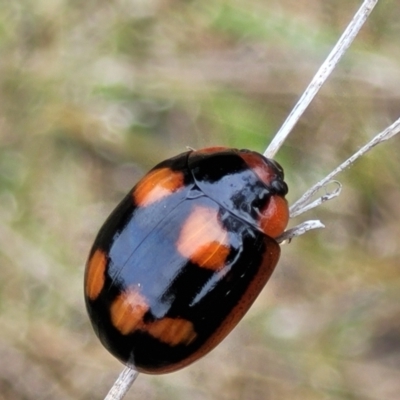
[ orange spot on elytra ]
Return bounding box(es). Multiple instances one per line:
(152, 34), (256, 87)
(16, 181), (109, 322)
(146, 318), (197, 346)
(259, 195), (289, 238)
(177, 206), (230, 270)
(110, 288), (197, 346)
(134, 168), (184, 207)
(110, 288), (149, 335)
(150, 237), (281, 374)
(191, 242), (230, 271)
(197, 237), (280, 355)
(85, 249), (107, 301)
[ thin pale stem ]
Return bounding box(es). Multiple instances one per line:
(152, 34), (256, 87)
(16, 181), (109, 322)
(277, 220), (325, 243)
(290, 116), (400, 217)
(104, 367), (139, 400)
(264, 0), (379, 159)
(290, 181), (342, 219)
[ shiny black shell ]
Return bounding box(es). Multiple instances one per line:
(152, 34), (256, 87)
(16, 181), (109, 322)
(84, 147), (289, 374)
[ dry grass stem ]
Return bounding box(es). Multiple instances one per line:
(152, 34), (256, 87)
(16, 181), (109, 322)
(277, 220), (326, 243)
(264, 0), (380, 159)
(104, 367), (139, 400)
(290, 116), (400, 217)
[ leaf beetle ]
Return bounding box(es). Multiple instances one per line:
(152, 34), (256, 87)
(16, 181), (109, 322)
(84, 147), (289, 374)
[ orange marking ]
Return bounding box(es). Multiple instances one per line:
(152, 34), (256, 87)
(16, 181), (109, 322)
(110, 288), (197, 345)
(145, 317), (197, 346)
(239, 152), (275, 186)
(110, 288), (149, 335)
(258, 195), (289, 238)
(202, 238), (280, 350)
(145, 238), (281, 374)
(133, 168), (184, 207)
(190, 242), (230, 271)
(177, 206), (230, 270)
(85, 249), (107, 301)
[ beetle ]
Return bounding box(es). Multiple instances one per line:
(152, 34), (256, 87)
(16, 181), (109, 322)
(84, 146), (289, 374)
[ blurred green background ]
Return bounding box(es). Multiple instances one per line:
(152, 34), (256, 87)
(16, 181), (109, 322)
(1, 0), (400, 399)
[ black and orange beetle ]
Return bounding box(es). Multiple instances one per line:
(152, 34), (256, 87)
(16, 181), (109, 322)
(84, 147), (289, 374)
